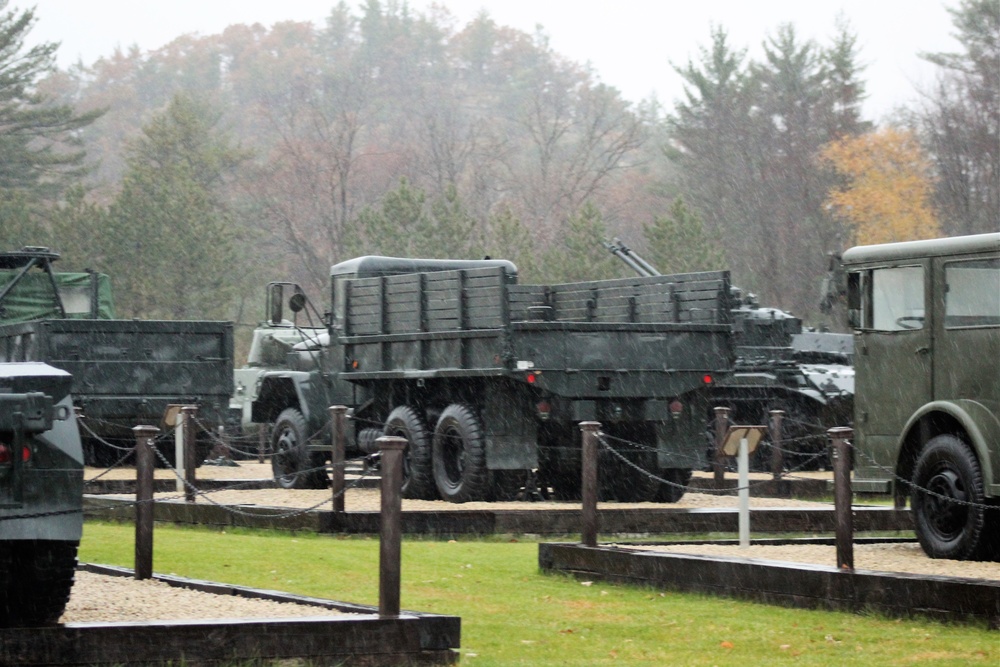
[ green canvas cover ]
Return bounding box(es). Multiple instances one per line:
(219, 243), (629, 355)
(0, 270), (115, 322)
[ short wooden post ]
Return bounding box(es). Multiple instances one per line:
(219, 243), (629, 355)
(378, 435), (406, 617)
(713, 406), (730, 484)
(580, 421), (601, 548)
(330, 405), (347, 512)
(133, 425), (159, 580)
(829, 426), (854, 570)
(769, 410), (785, 479)
(182, 406), (198, 503)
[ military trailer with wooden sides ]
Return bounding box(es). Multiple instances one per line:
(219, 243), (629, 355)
(842, 232), (1000, 561)
(0, 247), (235, 467)
(0, 362), (83, 627)
(251, 256), (735, 503)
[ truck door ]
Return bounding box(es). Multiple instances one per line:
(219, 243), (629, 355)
(853, 261), (932, 467)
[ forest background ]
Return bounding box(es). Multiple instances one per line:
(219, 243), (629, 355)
(0, 0), (995, 352)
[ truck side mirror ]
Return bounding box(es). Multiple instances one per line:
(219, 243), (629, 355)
(289, 292), (306, 313)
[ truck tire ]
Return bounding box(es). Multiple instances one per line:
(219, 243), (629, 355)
(384, 406), (436, 500)
(911, 434), (988, 560)
(433, 403), (489, 503)
(271, 408), (326, 490)
(0, 540), (79, 627)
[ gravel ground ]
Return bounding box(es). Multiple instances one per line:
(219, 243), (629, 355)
(616, 542), (1000, 581)
(60, 572), (354, 623)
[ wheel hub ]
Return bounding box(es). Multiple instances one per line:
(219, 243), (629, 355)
(923, 468), (968, 537)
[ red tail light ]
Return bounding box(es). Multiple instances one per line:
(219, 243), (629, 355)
(0, 443), (28, 464)
(536, 401), (551, 420)
(669, 399), (684, 421)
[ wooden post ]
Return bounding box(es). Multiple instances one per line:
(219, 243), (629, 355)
(829, 426), (854, 570)
(713, 406), (730, 484)
(378, 435), (407, 618)
(580, 421), (601, 548)
(330, 405), (347, 512)
(181, 406), (198, 503)
(133, 425), (159, 580)
(769, 410), (785, 480)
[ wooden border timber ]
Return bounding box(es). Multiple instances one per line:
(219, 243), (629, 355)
(1, 564), (460, 667)
(538, 542), (1000, 627)
(85, 496), (913, 535)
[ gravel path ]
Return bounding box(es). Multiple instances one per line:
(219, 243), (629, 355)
(60, 572), (354, 623)
(616, 542), (1000, 581)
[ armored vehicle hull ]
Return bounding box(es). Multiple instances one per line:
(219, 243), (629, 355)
(0, 362), (83, 626)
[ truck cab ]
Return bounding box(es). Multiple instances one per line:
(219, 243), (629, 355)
(843, 232), (999, 560)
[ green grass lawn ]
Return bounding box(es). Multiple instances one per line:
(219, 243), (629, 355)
(80, 522), (995, 666)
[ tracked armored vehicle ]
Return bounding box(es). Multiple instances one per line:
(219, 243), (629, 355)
(0, 362), (82, 626)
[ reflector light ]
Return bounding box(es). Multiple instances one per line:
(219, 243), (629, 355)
(703, 374), (713, 385)
(669, 399), (683, 415)
(22, 446), (30, 462)
(526, 372), (537, 384)
(536, 401), (551, 415)
(0, 444), (9, 464)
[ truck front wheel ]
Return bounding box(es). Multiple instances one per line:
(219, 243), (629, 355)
(271, 408), (326, 490)
(911, 434), (988, 560)
(384, 406), (436, 500)
(433, 404), (488, 503)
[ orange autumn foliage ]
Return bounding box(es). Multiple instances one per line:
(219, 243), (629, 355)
(819, 128), (941, 245)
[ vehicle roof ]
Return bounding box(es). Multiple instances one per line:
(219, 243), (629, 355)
(841, 232), (1000, 266)
(330, 255), (517, 279)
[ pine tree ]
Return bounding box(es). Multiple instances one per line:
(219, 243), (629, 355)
(643, 197), (725, 275)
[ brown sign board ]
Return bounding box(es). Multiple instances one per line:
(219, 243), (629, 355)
(722, 426), (767, 456)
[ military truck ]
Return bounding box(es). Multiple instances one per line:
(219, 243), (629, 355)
(251, 255), (735, 502)
(230, 282), (327, 441)
(0, 362), (83, 626)
(843, 232), (999, 561)
(0, 247), (234, 467)
(605, 238), (854, 470)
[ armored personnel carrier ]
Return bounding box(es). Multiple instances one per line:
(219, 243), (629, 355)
(0, 362), (83, 626)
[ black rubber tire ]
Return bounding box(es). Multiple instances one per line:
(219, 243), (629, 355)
(432, 403), (489, 503)
(911, 434), (988, 560)
(271, 408), (326, 489)
(0, 540), (79, 627)
(384, 406), (436, 500)
(655, 468), (692, 503)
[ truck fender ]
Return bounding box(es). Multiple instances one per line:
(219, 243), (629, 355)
(898, 400), (1000, 492)
(252, 373), (312, 424)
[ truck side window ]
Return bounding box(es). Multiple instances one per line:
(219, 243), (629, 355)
(944, 258), (1000, 328)
(869, 266), (924, 331)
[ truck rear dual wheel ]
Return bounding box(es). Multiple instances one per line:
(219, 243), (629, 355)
(911, 434), (992, 561)
(383, 406), (436, 500)
(0, 540), (79, 627)
(433, 404), (489, 503)
(271, 408), (327, 490)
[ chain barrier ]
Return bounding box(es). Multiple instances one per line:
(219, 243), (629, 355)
(83, 448), (137, 485)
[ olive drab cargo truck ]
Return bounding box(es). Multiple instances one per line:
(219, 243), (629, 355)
(0, 362), (83, 627)
(251, 256), (735, 503)
(843, 232), (1000, 561)
(0, 247), (234, 467)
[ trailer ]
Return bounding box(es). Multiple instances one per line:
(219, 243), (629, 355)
(252, 256), (735, 503)
(0, 247), (234, 467)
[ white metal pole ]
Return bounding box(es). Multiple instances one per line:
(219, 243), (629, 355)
(175, 411), (186, 492)
(738, 436), (750, 547)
